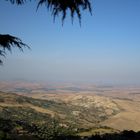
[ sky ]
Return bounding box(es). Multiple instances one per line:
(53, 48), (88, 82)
(0, 0), (140, 85)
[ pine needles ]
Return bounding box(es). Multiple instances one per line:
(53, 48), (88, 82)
(0, 34), (29, 64)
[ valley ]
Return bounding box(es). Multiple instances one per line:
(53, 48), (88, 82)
(0, 81), (140, 139)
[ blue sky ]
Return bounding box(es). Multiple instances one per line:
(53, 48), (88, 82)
(0, 0), (140, 85)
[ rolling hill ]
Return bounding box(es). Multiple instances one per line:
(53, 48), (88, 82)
(1, 83), (140, 139)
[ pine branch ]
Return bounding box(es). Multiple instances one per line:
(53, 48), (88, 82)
(7, 0), (92, 23)
(0, 34), (29, 64)
(37, 0), (92, 24)
(8, 0), (26, 4)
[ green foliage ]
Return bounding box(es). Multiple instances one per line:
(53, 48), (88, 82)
(32, 119), (74, 140)
(0, 131), (11, 140)
(0, 131), (6, 140)
(0, 104), (76, 140)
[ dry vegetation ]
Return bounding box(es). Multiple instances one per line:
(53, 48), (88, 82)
(0, 82), (140, 136)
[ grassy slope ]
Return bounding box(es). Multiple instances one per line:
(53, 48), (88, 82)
(0, 92), (121, 129)
(1, 91), (140, 137)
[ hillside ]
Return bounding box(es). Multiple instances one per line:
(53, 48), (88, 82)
(0, 92), (76, 140)
(0, 91), (121, 140)
(25, 92), (140, 131)
(0, 92), (120, 129)
(1, 87), (140, 139)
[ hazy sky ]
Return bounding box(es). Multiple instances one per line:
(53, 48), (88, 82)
(0, 0), (140, 85)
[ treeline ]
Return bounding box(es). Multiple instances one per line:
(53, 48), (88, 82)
(59, 130), (140, 140)
(1, 116), (140, 140)
(0, 117), (75, 140)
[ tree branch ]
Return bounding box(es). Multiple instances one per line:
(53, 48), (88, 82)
(7, 0), (92, 24)
(0, 34), (29, 64)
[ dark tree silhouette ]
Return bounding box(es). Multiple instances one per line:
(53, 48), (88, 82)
(0, 34), (29, 64)
(0, 0), (92, 64)
(8, 0), (92, 23)
(36, 0), (92, 24)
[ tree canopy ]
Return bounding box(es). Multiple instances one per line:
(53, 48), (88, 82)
(0, 0), (92, 64)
